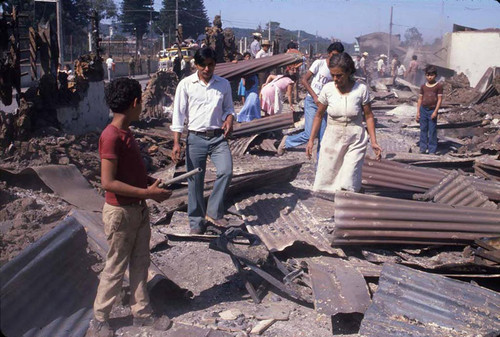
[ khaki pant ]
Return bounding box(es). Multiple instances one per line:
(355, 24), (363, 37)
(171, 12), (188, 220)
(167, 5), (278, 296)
(94, 202), (152, 321)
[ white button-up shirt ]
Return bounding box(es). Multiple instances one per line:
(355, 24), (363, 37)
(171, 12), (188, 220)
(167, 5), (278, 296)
(171, 72), (235, 133)
(255, 49), (272, 59)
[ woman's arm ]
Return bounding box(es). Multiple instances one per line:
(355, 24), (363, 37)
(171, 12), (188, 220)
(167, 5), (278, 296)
(363, 104), (382, 160)
(305, 103), (327, 159)
(263, 74), (277, 87)
(286, 83), (294, 110)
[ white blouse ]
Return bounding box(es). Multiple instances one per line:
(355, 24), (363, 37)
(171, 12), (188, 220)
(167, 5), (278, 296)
(318, 81), (370, 125)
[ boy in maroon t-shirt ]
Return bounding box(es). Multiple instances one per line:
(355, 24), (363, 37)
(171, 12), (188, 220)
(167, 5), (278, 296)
(88, 78), (172, 337)
(416, 65), (443, 154)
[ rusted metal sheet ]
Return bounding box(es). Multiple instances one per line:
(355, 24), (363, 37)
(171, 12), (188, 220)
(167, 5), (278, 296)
(164, 323), (232, 337)
(229, 134), (259, 156)
(475, 158), (500, 182)
(232, 112), (295, 138)
(236, 192), (344, 256)
(362, 158), (500, 201)
(214, 53), (302, 81)
(359, 263), (500, 337)
(307, 257), (371, 316)
(413, 170), (497, 209)
(334, 191), (500, 245)
(0, 164), (104, 212)
(0, 216), (98, 337)
(161, 163), (302, 215)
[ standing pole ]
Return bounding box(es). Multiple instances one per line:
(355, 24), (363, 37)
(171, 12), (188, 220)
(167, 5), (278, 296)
(244, 37), (247, 52)
(175, 0), (178, 27)
(70, 34), (73, 64)
(56, 0), (64, 64)
(268, 20), (271, 40)
(388, 6), (393, 63)
(298, 30), (301, 49)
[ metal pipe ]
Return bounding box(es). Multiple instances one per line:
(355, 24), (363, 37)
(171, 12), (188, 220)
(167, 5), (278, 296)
(334, 229), (496, 240)
(159, 168), (202, 187)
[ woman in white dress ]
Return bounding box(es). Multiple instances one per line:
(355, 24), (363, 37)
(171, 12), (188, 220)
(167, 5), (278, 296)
(306, 52), (382, 193)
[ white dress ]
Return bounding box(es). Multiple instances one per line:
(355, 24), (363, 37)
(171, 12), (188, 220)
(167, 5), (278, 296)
(313, 81), (370, 193)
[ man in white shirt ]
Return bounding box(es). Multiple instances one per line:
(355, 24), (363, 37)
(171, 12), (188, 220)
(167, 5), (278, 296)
(359, 52), (368, 78)
(377, 54), (387, 77)
(278, 42), (344, 156)
(171, 47), (235, 234)
(250, 33), (261, 58)
(255, 39), (272, 59)
(105, 55), (114, 81)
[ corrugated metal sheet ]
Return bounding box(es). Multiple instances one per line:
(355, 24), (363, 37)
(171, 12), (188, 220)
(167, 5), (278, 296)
(229, 135), (259, 156)
(232, 112), (295, 138)
(361, 158), (500, 201)
(161, 163), (302, 216)
(307, 257), (371, 316)
(0, 165), (104, 211)
(214, 54), (303, 81)
(0, 216), (98, 337)
(475, 158), (500, 182)
(359, 263), (500, 337)
(236, 192), (344, 257)
(334, 191), (500, 245)
(413, 170), (497, 209)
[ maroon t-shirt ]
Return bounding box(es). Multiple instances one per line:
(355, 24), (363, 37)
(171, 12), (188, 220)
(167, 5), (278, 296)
(420, 82), (443, 109)
(99, 124), (148, 206)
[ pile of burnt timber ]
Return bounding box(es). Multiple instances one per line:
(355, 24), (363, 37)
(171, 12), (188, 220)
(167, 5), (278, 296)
(333, 191), (500, 245)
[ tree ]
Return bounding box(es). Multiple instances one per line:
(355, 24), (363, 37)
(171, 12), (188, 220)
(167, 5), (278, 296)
(157, 0), (209, 44)
(403, 27), (423, 47)
(121, 0), (151, 53)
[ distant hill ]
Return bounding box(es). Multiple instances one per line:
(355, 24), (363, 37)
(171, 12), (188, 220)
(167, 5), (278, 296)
(229, 26), (355, 55)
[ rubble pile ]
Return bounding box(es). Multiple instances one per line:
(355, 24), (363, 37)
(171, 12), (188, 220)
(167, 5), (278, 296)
(205, 15), (237, 63)
(441, 72), (478, 105)
(142, 71), (178, 119)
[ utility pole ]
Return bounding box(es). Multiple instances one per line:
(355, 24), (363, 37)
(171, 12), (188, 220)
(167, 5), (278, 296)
(298, 30), (301, 49)
(175, 0), (178, 27)
(244, 37), (247, 52)
(388, 6), (393, 63)
(268, 20), (271, 40)
(149, 0), (153, 56)
(56, 0), (63, 64)
(315, 31), (318, 54)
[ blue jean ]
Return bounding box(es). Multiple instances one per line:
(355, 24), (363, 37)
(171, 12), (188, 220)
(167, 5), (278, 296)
(285, 95), (327, 153)
(186, 133), (233, 230)
(419, 106), (437, 154)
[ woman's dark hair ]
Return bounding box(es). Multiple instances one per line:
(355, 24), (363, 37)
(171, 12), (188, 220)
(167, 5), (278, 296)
(424, 65), (437, 75)
(412, 55), (418, 60)
(243, 51), (251, 58)
(194, 47), (217, 66)
(328, 52), (356, 75)
(105, 78), (142, 113)
(327, 42), (344, 54)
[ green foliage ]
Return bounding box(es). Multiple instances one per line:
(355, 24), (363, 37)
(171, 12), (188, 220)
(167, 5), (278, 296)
(120, 0), (151, 50)
(157, 0), (209, 42)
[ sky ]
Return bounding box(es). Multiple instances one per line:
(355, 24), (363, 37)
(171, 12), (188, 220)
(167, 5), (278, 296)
(149, 0), (500, 43)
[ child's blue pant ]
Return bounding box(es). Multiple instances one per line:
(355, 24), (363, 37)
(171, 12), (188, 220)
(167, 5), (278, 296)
(419, 106), (437, 154)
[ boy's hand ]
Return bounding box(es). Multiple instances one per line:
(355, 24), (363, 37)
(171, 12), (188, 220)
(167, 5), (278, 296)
(146, 179), (172, 203)
(416, 113), (420, 123)
(431, 112), (438, 120)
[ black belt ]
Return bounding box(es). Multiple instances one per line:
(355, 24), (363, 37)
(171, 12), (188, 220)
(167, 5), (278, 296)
(189, 129), (224, 138)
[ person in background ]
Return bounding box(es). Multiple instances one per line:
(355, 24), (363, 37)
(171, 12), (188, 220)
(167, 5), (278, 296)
(146, 55), (151, 78)
(416, 65), (443, 154)
(237, 53), (261, 123)
(170, 47), (235, 234)
(306, 52), (382, 193)
(250, 32), (262, 58)
(397, 60), (406, 79)
(377, 54), (387, 77)
(129, 55), (135, 77)
(237, 52), (252, 104)
(106, 54), (114, 81)
(390, 54), (398, 83)
(260, 66), (297, 116)
(407, 54), (419, 85)
(277, 42), (345, 156)
(360, 51), (368, 79)
(255, 39), (272, 59)
(88, 78), (172, 337)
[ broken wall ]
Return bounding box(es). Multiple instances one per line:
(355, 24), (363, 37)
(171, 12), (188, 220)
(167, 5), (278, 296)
(446, 31), (500, 87)
(56, 81), (109, 135)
